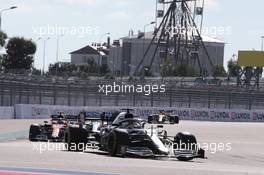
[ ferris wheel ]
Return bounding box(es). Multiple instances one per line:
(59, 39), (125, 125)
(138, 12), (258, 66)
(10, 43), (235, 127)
(155, 0), (205, 34)
(134, 0), (213, 76)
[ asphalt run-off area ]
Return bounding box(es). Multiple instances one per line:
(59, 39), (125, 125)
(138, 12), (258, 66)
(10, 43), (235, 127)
(0, 119), (264, 175)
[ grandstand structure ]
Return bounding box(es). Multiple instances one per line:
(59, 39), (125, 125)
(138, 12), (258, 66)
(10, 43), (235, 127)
(0, 74), (264, 110)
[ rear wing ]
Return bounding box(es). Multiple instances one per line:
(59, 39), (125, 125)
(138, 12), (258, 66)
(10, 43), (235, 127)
(50, 115), (78, 122)
(65, 115), (79, 122)
(147, 114), (179, 125)
(51, 111), (115, 123)
(81, 111), (117, 125)
(84, 112), (102, 121)
(50, 115), (64, 120)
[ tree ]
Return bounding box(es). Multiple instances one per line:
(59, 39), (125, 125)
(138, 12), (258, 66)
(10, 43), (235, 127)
(1, 37), (36, 70)
(161, 58), (175, 77)
(227, 58), (241, 77)
(48, 61), (110, 78)
(161, 58), (198, 77)
(174, 64), (197, 77)
(212, 65), (227, 77)
(100, 64), (110, 75)
(31, 67), (42, 76)
(0, 31), (7, 47)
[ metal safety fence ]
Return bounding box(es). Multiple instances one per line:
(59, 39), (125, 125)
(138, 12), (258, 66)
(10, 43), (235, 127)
(0, 75), (264, 110)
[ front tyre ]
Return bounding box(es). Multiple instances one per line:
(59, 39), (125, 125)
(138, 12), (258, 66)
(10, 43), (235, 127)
(107, 131), (117, 156)
(174, 132), (197, 161)
(29, 125), (41, 142)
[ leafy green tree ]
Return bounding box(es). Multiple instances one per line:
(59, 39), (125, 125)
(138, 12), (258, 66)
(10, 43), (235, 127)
(161, 58), (198, 77)
(0, 31), (7, 71)
(100, 64), (110, 76)
(31, 67), (42, 75)
(212, 65), (227, 77)
(227, 59), (241, 77)
(174, 64), (197, 77)
(48, 61), (110, 78)
(161, 58), (175, 77)
(1, 37), (36, 70)
(201, 68), (209, 77)
(0, 31), (7, 47)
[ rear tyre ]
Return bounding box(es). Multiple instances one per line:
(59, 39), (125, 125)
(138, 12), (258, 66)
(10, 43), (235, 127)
(174, 132), (197, 161)
(148, 116), (153, 124)
(174, 116), (179, 124)
(169, 116), (175, 124)
(29, 125), (41, 142)
(64, 127), (87, 152)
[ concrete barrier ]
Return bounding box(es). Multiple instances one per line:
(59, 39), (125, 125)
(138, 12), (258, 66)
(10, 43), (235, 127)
(13, 104), (264, 122)
(0, 107), (14, 119)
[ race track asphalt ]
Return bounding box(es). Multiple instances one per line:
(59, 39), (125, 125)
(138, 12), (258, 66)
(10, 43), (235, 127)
(0, 119), (263, 175)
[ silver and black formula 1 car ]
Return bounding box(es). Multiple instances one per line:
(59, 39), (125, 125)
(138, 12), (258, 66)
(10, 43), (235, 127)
(148, 110), (179, 124)
(29, 113), (77, 142)
(64, 109), (205, 161)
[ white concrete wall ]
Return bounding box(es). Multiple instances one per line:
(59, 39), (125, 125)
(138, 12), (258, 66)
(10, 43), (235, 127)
(0, 107), (14, 119)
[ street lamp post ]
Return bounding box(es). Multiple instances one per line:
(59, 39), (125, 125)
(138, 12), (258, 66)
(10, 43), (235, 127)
(261, 36), (264, 51)
(0, 6), (17, 31)
(56, 34), (64, 63)
(32, 37), (42, 69)
(42, 37), (50, 75)
(56, 35), (64, 76)
(97, 32), (110, 77)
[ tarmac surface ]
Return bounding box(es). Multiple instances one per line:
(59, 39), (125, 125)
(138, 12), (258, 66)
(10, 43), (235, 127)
(0, 119), (263, 175)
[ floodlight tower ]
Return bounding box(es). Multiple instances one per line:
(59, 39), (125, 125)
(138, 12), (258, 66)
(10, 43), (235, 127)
(134, 0), (213, 76)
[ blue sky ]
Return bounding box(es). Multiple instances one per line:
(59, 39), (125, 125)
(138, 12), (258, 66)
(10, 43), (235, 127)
(1, 0), (264, 70)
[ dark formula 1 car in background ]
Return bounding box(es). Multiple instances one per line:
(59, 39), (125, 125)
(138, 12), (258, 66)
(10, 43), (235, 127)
(148, 110), (179, 124)
(29, 113), (77, 142)
(64, 109), (205, 161)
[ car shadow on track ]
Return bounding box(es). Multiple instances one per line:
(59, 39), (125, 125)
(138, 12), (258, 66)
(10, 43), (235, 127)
(82, 150), (205, 163)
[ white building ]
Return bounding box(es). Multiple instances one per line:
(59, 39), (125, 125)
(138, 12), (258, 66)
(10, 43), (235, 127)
(70, 45), (108, 66)
(108, 31), (225, 76)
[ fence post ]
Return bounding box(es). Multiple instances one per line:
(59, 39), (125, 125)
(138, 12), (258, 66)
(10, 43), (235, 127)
(133, 93), (136, 107)
(169, 86), (172, 107)
(99, 93), (102, 106)
(188, 95), (191, 108)
(248, 90), (252, 110)
(0, 82), (2, 106)
(151, 93), (154, 107)
(39, 83), (42, 104)
(27, 82), (30, 104)
(68, 84), (71, 106)
(10, 86), (13, 106)
(18, 82), (22, 104)
(83, 85), (87, 106)
(228, 91), (231, 109)
(53, 83), (57, 105)
(208, 89), (211, 109)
